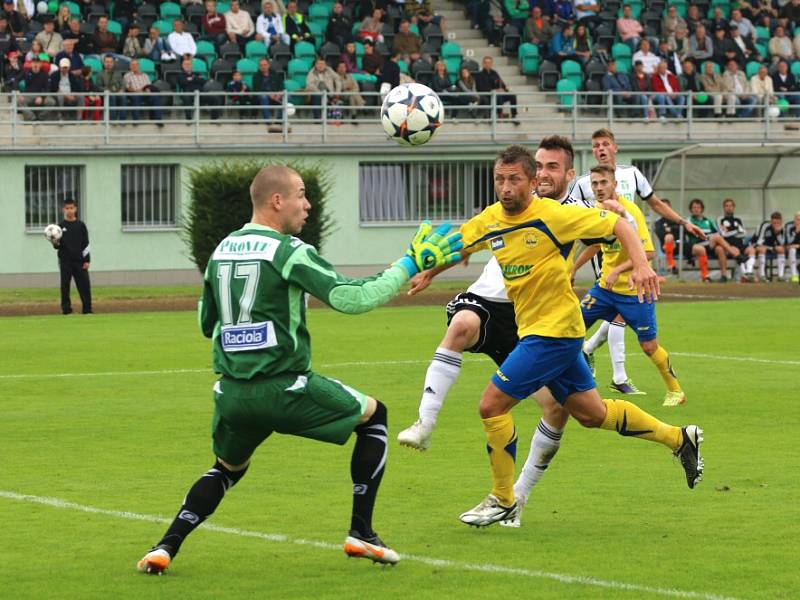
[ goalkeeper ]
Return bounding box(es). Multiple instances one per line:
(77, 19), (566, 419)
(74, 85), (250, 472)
(137, 165), (461, 575)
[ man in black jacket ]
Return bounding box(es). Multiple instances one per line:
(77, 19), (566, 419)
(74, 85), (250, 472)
(473, 55), (518, 123)
(177, 55), (222, 119)
(51, 198), (92, 315)
(20, 57), (57, 121)
(379, 50), (400, 89)
(772, 60), (799, 118)
(253, 57), (283, 123)
(49, 57), (82, 120)
(326, 1), (352, 48)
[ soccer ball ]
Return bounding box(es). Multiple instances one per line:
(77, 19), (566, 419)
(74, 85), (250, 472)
(44, 223), (62, 242)
(767, 105), (781, 119)
(381, 83), (444, 147)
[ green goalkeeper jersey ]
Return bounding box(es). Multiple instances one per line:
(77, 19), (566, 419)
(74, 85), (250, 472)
(199, 223), (408, 380)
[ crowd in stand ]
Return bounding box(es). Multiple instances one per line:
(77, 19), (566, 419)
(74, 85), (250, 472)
(653, 198), (800, 282)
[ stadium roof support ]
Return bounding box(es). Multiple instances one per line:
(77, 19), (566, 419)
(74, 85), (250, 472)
(652, 143), (800, 221)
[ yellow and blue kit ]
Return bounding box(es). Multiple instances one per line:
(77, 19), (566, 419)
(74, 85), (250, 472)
(460, 197), (619, 402)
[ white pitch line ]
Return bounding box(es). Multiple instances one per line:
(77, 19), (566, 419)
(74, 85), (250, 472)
(0, 490), (738, 600)
(1, 350), (797, 380)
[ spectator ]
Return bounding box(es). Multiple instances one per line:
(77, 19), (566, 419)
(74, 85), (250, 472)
(226, 0), (256, 48)
(3, 51), (23, 91)
(201, 0), (228, 48)
(743, 0), (778, 25)
(616, 5), (643, 53)
(602, 57), (647, 117)
(357, 8), (383, 44)
(794, 29), (800, 59)
(225, 69), (248, 111)
(361, 39), (383, 75)
(169, 18), (197, 57)
(730, 8), (756, 42)
(631, 60), (651, 105)
(716, 197), (754, 282)
(257, 0), (289, 47)
(722, 58), (756, 116)
(668, 27), (689, 58)
(253, 57), (282, 123)
(653, 198), (682, 274)
(122, 23), (146, 59)
(24, 50), (52, 74)
(504, 0), (530, 32)
(784, 0), (800, 23)
(750, 63), (774, 109)
(723, 24), (758, 67)
(661, 5), (687, 41)
(711, 27), (730, 66)
(524, 6), (553, 50)
(633, 38), (660, 75)
(573, 23), (592, 65)
(772, 60), (800, 116)
(393, 19), (421, 64)
(687, 24), (713, 64)
(115, 0), (138, 30)
(474, 55), (518, 122)
(379, 49), (401, 92)
(430, 59), (457, 103)
(755, 211), (787, 281)
(177, 55), (222, 119)
(92, 16), (119, 56)
(55, 38), (84, 77)
(0, 13), (18, 73)
(769, 26), (794, 63)
(55, 3), (72, 32)
(306, 55), (338, 119)
(708, 7), (728, 33)
(123, 57), (162, 123)
(700, 59), (726, 116)
(334, 60), (364, 119)
(2, 0), (27, 38)
(680, 58), (708, 116)
(63, 18), (93, 55)
(49, 57), (81, 120)
(456, 65), (480, 117)
(340, 41), (358, 72)
(284, 1), (313, 48)
(35, 18), (63, 58)
(686, 198), (734, 282)
(651, 59), (685, 118)
(405, 0), (446, 35)
(685, 4), (703, 34)
(326, 2), (351, 47)
(78, 65), (102, 121)
(18, 56), (55, 120)
(657, 39), (683, 75)
(574, 0), (599, 29)
(548, 23), (576, 63)
(145, 26), (174, 62)
(95, 54), (124, 120)
(552, 0), (575, 25)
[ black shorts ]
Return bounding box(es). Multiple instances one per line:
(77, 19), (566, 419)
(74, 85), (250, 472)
(445, 292), (518, 366)
(727, 237), (748, 252)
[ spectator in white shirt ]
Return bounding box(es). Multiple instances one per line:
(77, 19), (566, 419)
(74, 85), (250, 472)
(226, 0), (256, 47)
(256, 0), (288, 47)
(168, 18), (197, 57)
(769, 26), (794, 63)
(633, 39), (660, 75)
(749, 63), (774, 107)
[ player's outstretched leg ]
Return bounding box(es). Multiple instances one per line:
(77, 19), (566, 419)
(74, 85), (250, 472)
(137, 460), (249, 574)
(501, 388), (568, 528)
(607, 320), (644, 395)
(344, 400), (400, 565)
(641, 340), (686, 406)
(569, 392), (703, 489)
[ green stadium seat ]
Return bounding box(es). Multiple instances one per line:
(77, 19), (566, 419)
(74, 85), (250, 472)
(83, 56), (102, 74)
(308, 2), (331, 29)
(62, 1), (81, 16)
(192, 57), (209, 75)
(517, 43), (540, 76)
(617, 4), (642, 19)
(196, 40), (217, 66)
(236, 57), (259, 76)
(139, 57), (157, 79)
(243, 73), (253, 88)
(398, 59), (408, 74)
(792, 62), (800, 77)
(745, 61), (761, 79)
(153, 19), (174, 36)
(294, 41), (316, 62)
(351, 72), (378, 83)
(707, 5), (731, 18)
(284, 78), (306, 105)
(755, 26), (770, 43)
(287, 57), (312, 87)
(107, 20), (122, 35)
(216, 1), (230, 13)
(556, 78), (578, 109)
(307, 21), (324, 48)
(245, 39), (268, 58)
(560, 59), (583, 89)
(440, 41), (462, 59)
(611, 43), (632, 73)
(160, 1), (182, 21)
(755, 42), (767, 58)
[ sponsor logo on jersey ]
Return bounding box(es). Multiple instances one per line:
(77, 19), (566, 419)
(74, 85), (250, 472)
(220, 321), (278, 352)
(636, 326), (650, 331)
(213, 234), (281, 261)
(495, 369), (509, 382)
(486, 222), (502, 230)
(523, 233), (539, 248)
(491, 237), (506, 249)
(501, 264), (533, 280)
(599, 210), (608, 218)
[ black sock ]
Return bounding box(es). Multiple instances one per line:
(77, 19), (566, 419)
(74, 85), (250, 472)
(349, 401), (388, 539)
(156, 460), (248, 557)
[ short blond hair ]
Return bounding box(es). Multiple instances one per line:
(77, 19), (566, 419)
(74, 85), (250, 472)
(250, 165), (298, 207)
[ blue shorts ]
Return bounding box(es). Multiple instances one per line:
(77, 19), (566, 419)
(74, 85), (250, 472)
(580, 284), (658, 342)
(491, 336), (596, 404)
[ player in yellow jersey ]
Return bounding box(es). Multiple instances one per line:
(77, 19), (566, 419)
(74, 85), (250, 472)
(458, 146), (703, 527)
(573, 166), (686, 407)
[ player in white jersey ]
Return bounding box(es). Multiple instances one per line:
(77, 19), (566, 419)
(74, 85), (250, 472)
(568, 128), (707, 396)
(398, 136), (589, 527)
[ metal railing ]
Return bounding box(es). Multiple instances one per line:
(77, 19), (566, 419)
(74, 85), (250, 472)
(1, 89), (798, 148)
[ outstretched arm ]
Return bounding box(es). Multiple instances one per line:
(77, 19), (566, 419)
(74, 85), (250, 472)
(647, 193), (707, 240)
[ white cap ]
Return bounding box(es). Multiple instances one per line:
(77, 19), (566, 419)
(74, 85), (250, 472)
(59, 57), (71, 68)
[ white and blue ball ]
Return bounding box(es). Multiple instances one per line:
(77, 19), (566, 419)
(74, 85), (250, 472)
(381, 83), (444, 147)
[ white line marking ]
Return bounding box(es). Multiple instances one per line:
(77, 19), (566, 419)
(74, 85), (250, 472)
(1, 350), (796, 380)
(0, 490), (738, 600)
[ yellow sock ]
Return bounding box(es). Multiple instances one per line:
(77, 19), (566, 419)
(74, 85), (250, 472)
(482, 413), (517, 507)
(601, 399), (682, 450)
(650, 345), (682, 393)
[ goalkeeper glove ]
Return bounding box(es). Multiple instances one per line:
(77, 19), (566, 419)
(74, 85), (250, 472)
(395, 221), (463, 277)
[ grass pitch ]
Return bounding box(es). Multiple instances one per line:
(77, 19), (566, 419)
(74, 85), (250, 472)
(1, 300), (797, 599)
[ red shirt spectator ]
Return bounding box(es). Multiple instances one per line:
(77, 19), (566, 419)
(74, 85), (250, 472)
(202, 1), (227, 36)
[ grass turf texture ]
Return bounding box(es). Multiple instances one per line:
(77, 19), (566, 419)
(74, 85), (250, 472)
(1, 300), (796, 599)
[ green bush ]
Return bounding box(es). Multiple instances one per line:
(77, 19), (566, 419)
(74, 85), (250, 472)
(184, 160), (334, 273)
